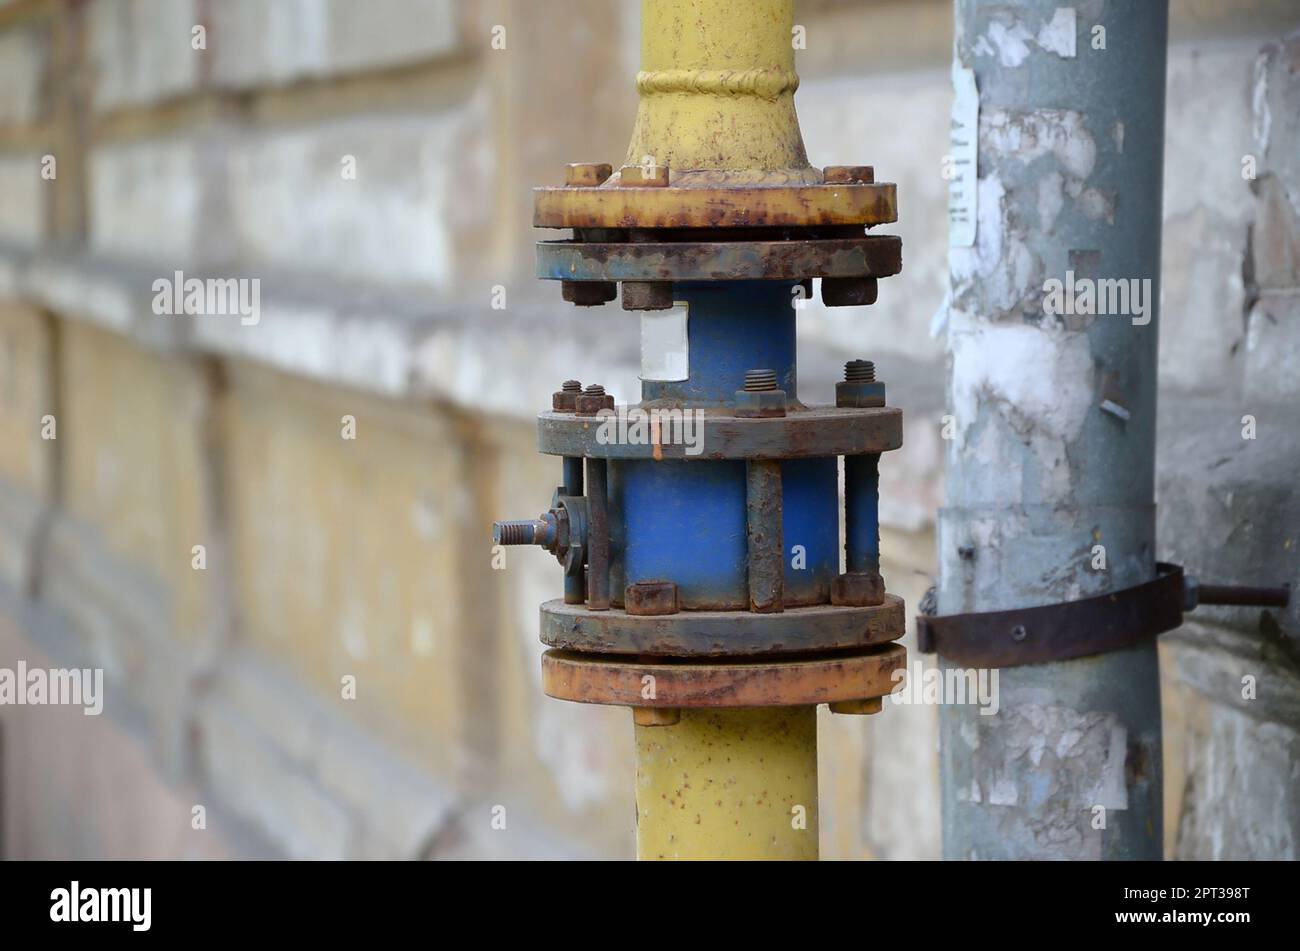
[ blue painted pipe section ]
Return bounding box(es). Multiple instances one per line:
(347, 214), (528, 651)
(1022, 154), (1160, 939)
(844, 454), (881, 573)
(780, 457), (838, 602)
(605, 278), (870, 611)
(619, 459), (747, 608)
(614, 457), (837, 609)
(641, 281), (798, 405)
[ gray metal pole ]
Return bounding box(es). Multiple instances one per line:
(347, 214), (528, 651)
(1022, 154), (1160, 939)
(939, 0), (1168, 859)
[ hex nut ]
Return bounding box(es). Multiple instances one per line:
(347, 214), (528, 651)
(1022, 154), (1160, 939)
(633, 707), (681, 727)
(618, 163), (670, 187)
(823, 165), (875, 184)
(831, 570), (885, 607)
(552, 381), (582, 412)
(563, 280), (617, 306)
(621, 281), (674, 311)
(835, 380), (886, 408)
(822, 276), (878, 307)
(574, 391), (615, 417)
(565, 163), (613, 187)
(734, 388), (787, 418)
(625, 581), (680, 616)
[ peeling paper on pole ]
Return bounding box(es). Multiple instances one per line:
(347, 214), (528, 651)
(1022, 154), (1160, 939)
(934, 61), (979, 339)
(948, 62), (979, 249)
(972, 8), (1077, 65)
(1035, 7), (1078, 59)
(949, 323), (1091, 498)
(959, 700), (1131, 860)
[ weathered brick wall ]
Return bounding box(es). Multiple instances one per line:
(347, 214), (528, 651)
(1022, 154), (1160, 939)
(1156, 24), (1300, 859)
(0, 0), (1296, 860)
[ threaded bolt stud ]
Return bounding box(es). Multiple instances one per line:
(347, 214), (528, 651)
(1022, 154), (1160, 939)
(744, 369), (778, 392)
(845, 360), (875, 383)
(493, 519), (545, 546)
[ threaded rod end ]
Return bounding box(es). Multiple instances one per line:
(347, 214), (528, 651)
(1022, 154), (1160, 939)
(845, 360), (875, 383)
(494, 519), (544, 546)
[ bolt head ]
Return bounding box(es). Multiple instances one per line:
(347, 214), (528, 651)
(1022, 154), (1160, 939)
(823, 165), (875, 184)
(562, 280), (617, 307)
(574, 391), (615, 416)
(1011, 624), (1028, 642)
(835, 379), (886, 408)
(565, 163), (613, 187)
(621, 281), (674, 311)
(618, 163), (670, 187)
(831, 571), (885, 607)
(552, 387), (581, 412)
(822, 276), (879, 307)
(734, 388), (787, 418)
(625, 581), (680, 616)
(632, 707), (681, 727)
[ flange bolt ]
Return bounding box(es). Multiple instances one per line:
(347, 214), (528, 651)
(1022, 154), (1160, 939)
(494, 519), (547, 546)
(735, 369), (786, 418)
(552, 379), (583, 412)
(836, 359), (885, 408)
(575, 383), (615, 416)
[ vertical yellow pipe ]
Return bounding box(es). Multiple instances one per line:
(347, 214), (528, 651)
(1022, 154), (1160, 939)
(624, 0), (816, 182)
(626, 0), (822, 862)
(635, 707), (819, 860)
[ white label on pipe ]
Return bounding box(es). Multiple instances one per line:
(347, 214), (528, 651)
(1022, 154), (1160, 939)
(640, 302), (689, 382)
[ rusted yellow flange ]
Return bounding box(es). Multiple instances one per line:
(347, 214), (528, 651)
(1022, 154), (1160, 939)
(533, 182), (897, 230)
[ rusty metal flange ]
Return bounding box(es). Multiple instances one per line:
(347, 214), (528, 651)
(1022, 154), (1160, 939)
(537, 236), (902, 283)
(541, 644), (907, 709)
(541, 595), (905, 656)
(534, 183), (897, 230)
(537, 405), (902, 460)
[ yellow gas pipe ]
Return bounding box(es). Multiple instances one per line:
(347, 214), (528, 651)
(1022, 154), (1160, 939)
(636, 707), (819, 861)
(628, 0), (823, 862)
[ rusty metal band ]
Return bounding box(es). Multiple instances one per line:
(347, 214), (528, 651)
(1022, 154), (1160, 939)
(746, 459), (785, 614)
(585, 458), (610, 610)
(533, 182), (897, 229)
(537, 406), (902, 460)
(541, 643), (907, 708)
(541, 595), (905, 656)
(536, 236), (902, 283)
(916, 563), (1186, 668)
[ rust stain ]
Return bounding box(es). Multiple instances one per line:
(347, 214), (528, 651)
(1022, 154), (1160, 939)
(541, 644), (907, 708)
(541, 595), (907, 656)
(537, 406), (904, 460)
